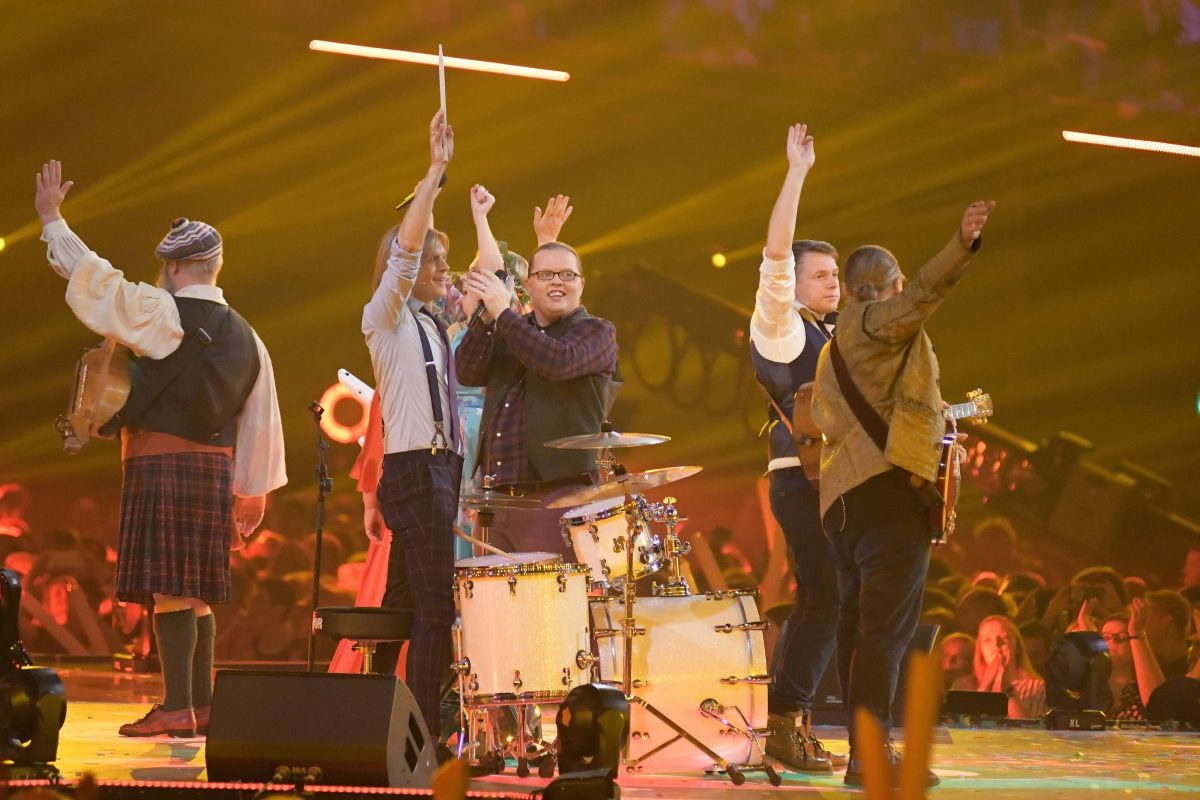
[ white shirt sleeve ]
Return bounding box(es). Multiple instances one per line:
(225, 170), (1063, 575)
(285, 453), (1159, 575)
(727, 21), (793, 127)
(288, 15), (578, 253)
(43, 218), (185, 359)
(362, 239), (421, 334)
(232, 331), (287, 497)
(748, 248), (807, 364)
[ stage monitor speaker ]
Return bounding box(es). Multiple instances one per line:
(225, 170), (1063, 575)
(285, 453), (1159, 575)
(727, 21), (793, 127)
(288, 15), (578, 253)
(205, 670), (436, 788)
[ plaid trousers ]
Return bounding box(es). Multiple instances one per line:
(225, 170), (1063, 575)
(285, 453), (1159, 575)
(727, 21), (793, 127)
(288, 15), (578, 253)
(375, 449), (463, 738)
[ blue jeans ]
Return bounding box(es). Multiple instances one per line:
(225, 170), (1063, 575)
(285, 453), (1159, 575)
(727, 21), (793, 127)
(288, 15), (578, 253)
(768, 467), (838, 715)
(823, 470), (931, 753)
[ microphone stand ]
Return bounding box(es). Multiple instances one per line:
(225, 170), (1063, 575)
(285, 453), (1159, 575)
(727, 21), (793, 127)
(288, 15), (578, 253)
(306, 401), (333, 672)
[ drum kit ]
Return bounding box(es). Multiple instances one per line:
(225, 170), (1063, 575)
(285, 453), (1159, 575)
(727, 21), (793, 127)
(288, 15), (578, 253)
(451, 423), (781, 786)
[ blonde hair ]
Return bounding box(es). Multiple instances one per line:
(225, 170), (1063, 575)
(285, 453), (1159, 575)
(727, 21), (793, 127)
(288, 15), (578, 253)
(370, 226), (448, 293)
(842, 245), (900, 302)
(974, 614), (1040, 682)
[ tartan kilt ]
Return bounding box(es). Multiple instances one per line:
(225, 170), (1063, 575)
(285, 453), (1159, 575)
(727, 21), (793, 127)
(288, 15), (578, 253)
(117, 452), (234, 605)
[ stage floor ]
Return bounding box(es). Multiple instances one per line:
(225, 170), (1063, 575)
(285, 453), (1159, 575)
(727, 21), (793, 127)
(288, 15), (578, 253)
(47, 664), (1200, 798)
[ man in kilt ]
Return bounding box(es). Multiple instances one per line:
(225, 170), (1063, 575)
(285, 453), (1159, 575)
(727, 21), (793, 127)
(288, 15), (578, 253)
(35, 160), (286, 737)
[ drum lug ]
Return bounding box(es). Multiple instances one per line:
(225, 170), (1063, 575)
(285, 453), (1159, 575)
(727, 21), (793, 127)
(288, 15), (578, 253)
(600, 560), (611, 578)
(462, 580), (473, 599)
(561, 667), (573, 687)
(452, 657), (472, 675)
(557, 574), (569, 593)
(575, 650), (598, 670)
(508, 575), (517, 595)
(631, 730), (650, 741)
(612, 535), (625, 554)
(513, 671), (523, 690)
(719, 674), (774, 685)
(714, 621), (769, 634)
(469, 675), (479, 692)
(632, 678), (651, 689)
(588, 523), (600, 544)
(560, 526), (573, 549)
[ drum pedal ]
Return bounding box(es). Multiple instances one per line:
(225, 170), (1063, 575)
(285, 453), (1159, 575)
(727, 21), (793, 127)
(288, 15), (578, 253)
(698, 700), (783, 787)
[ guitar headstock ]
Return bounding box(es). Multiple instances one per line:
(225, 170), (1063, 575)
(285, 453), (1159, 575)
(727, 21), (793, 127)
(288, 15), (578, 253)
(965, 388), (993, 424)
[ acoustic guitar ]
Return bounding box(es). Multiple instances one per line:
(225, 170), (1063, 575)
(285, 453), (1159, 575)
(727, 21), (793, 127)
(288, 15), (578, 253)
(930, 389), (993, 543)
(55, 339), (131, 454)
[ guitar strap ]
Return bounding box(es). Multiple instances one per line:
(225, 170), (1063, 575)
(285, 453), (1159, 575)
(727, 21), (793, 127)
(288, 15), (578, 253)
(828, 336), (943, 509)
(98, 302), (229, 437)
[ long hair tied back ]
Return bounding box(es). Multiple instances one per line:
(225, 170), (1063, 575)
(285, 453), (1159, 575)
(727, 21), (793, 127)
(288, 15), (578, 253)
(843, 244), (901, 302)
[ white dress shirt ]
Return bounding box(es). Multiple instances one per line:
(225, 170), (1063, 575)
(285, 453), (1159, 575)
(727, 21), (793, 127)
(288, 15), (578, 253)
(41, 219), (287, 498)
(362, 238), (462, 456)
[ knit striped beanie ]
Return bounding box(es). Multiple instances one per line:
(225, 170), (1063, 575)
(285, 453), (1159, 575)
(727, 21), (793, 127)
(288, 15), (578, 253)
(154, 217), (223, 261)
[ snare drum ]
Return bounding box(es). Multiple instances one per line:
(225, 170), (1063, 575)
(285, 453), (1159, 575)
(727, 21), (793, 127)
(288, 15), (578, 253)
(560, 496), (664, 588)
(590, 590), (769, 771)
(455, 554), (592, 706)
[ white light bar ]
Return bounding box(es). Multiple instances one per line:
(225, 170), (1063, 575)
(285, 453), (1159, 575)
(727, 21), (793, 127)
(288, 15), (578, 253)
(310, 40), (570, 82)
(1063, 130), (1200, 158)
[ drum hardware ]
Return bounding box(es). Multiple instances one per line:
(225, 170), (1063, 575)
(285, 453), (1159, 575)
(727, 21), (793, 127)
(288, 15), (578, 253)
(698, 699), (782, 788)
(576, 651), (598, 670)
(714, 622), (769, 634)
(649, 496), (693, 598)
(602, 474), (749, 787)
(507, 576), (517, 595)
(632, 679), (651, 689)
(513, 672), (523, 689)
(557, 574), (569, 592)
(719, 674), (773, 685)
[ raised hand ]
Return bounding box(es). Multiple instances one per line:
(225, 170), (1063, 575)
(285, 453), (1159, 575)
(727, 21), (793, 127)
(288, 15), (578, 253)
(429, 109), (454, 165)
(533, 194), (574, 246)
(960, 200), (996, 244)
(1128, 596), (1148, 638)
(786, 123), (815, 175)
(1075, 597), (1100, 633)
(471, 183), (496, 219)
(35, 160), (74, 224)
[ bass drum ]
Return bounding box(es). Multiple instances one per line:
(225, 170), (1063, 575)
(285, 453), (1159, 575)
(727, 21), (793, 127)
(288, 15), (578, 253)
(590, 591), (769, 772)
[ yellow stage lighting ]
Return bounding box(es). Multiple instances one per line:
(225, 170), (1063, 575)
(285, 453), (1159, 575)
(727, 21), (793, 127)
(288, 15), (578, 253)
(309, 40), (570, 82)
(1063, 130), (1200, 158)
(0, 237), (6, 254)
(711, 252), (727, 268)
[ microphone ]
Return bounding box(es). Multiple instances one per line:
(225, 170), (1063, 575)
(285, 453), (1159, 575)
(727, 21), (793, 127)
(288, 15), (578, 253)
(395, 171), (448, 211)
(468, 268), (509, 327)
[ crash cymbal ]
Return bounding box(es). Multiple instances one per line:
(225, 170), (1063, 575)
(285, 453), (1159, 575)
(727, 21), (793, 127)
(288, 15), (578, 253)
(543, 429), (671, 450)
(458, 490), (544, 510)
(547, 466), (702, 509)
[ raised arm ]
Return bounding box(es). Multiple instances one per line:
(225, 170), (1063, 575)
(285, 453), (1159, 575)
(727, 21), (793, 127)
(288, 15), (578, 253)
(533, 194), (574, 247)
(1128, 597), (1166, 707)
(863, 200), (996, 344)
(764, 123), (815, 260)
(397, 110), (453, 252)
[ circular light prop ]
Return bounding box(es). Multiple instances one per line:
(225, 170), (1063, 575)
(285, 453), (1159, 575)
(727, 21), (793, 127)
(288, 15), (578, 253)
(711, 253), (727, 269)
(318, 383), (370, 445)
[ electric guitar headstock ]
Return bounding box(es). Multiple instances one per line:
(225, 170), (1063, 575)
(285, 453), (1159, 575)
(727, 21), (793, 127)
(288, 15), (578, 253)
(962, 388), (993, 425)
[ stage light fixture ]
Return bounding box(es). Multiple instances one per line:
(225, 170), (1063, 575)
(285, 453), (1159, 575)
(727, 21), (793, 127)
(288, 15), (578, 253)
(0, 569), (67, 777)
(0, 237), (6, 254)
(555, 683), (628, 777)
(711, 252), (727, 268)
(1045, 631), (1110, 730)
(1063, 130), (1200, 158)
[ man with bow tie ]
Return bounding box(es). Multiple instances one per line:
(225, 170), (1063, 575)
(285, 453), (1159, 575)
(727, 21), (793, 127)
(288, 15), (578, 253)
(749, 123), (845, 773)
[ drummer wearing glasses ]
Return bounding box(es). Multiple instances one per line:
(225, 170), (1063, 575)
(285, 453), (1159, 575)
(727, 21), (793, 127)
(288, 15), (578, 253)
(458, 232), (620, 560)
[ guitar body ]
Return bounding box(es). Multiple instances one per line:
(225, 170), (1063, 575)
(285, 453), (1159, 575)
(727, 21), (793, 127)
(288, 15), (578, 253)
(791, 382), (822, 484)
(56, 339), (131, 454)
(928, 389), (993, 544)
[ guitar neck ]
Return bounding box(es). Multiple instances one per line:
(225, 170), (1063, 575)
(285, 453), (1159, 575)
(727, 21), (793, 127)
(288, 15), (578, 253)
(946, 401), (979, 421)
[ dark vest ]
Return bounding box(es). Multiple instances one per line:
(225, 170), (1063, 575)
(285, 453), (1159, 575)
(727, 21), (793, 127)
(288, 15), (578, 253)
(124, 296), (261, 446)
(750, 316), (830, 462)
(479, 307), (619, 482)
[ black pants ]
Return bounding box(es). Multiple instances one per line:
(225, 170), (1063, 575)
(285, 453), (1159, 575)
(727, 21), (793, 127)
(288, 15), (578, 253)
(768, 467), (838, 715)
(375, 450), (463, 738)
(823, 470), (931, 753)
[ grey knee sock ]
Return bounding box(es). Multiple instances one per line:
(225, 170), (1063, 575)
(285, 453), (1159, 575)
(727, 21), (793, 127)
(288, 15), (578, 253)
(192, 613), (216, 708)
(154, 607), (197, 712)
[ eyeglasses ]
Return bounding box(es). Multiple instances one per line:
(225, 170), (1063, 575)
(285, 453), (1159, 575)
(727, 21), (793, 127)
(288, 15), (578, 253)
(1101, 633), (1132, 645)
(531, 270), (581, 283)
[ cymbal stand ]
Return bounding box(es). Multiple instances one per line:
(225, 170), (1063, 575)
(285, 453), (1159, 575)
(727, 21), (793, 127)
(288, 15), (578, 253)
(649, 496), (692, 598)
(614, 483), (745, 785)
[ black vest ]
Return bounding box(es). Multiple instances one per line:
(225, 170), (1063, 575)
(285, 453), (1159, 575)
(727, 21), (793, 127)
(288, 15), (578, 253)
(750, 316), (830, 462)
(123, 296), (261, 446)
(479, 307), (620, 482)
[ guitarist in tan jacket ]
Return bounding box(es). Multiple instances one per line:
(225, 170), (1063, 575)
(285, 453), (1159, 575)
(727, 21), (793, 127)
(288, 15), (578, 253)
(35, 160), (286, 738)
(811, 198), (994, 787)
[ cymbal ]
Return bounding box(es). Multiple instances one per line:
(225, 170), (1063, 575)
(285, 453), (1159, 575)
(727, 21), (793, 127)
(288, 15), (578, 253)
(543, 429), (671, 450)
(458, 491), (544, 510)
(547, 466), (702, 509)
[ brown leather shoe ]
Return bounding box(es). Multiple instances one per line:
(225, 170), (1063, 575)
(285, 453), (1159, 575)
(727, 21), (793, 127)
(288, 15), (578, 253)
(800, 710), (849, 769)
(767, 712), (833, 772)
(194, 706), (211, 736)
(118, 704), (196, 737)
